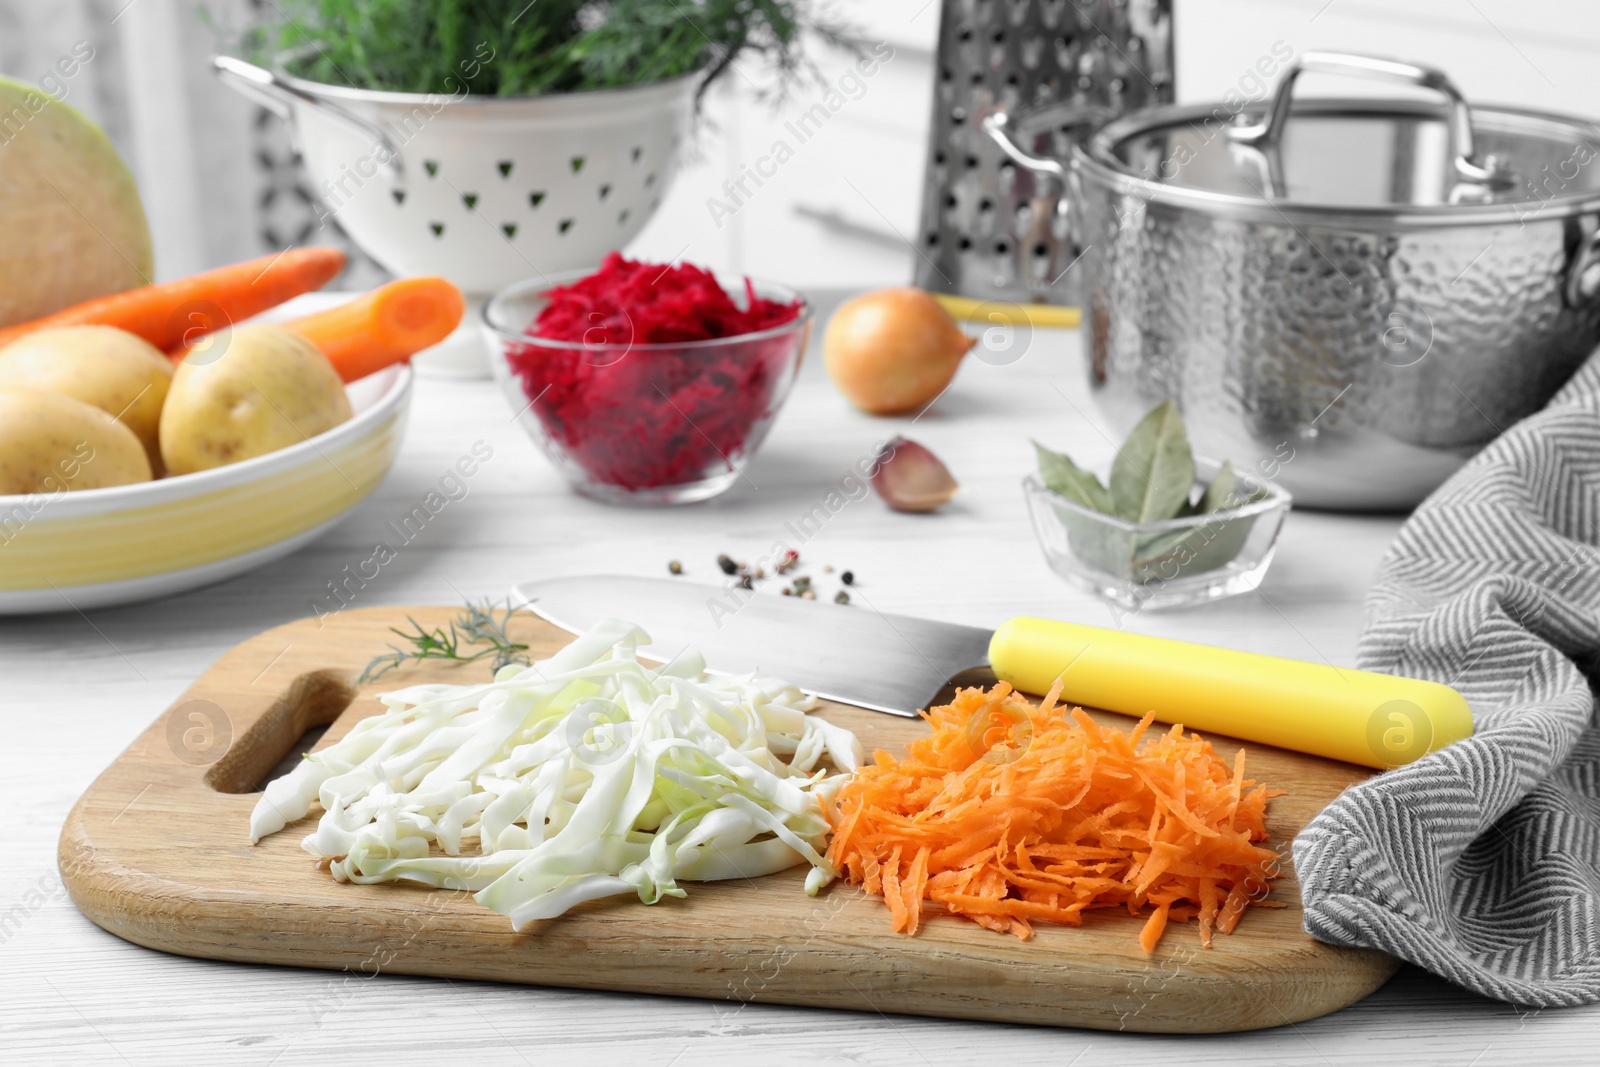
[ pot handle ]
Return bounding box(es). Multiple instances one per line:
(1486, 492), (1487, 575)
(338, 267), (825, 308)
(983, 104), (1111, 275)
(980, 103), (1112, 181)
(1230, 52), (1513, 189)
(981, 111), (1065, 181)
(213, 56), (403, 181)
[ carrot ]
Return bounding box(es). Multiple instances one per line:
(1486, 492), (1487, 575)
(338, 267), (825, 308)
(0, 248), (346, 351)
(278, 276), (465, 382)
(1139, 902), (1170, 956)
(826, 681), (1283, 955)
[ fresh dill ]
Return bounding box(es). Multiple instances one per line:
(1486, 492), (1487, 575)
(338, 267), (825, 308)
(358, 600), (532, 684)
(248, 0), (857, 99)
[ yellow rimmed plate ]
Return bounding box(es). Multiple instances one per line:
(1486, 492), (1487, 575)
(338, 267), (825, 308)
(0, 341), (411, 614)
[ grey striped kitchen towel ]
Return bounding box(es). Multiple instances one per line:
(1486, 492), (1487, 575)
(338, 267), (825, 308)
(1293, 353), (1600, 1006)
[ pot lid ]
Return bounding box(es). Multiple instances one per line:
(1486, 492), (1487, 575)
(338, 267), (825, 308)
(1090, 52), (1600, 215)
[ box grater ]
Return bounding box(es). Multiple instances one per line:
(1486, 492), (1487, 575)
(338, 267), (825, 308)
(914, 0), (1174, 306)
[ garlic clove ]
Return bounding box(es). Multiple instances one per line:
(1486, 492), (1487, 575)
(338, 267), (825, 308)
(870, 436), (959, 512)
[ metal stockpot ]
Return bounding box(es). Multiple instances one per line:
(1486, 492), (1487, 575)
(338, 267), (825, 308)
(987, 52), (1600, 510)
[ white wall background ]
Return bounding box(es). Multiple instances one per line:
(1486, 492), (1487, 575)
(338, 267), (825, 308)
(1174, 0), (1600, 111)
(630, 0), (1600, 289)
(4, 1), (1598, 290)
(628, 0), (941, 290)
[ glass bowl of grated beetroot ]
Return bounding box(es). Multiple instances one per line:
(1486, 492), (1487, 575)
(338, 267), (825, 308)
(483, 254), (812, 505)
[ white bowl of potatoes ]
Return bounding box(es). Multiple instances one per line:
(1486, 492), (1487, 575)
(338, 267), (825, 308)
(0, 295), (411, 614)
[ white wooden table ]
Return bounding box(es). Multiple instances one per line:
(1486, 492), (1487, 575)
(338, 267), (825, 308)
(2, 292), (1592, 1064)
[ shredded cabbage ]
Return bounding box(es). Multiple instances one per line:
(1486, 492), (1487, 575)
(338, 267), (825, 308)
(249, 618), (861, 929)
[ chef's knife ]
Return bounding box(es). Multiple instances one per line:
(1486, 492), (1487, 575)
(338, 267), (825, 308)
(511, 575), (1472, 769)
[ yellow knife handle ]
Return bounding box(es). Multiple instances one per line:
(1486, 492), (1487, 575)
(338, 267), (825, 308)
(988, 617), (1472, 769)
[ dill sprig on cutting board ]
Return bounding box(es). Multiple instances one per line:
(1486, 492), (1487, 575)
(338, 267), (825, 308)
(358, 601), (532, 684)
(252, 0), (856, 98)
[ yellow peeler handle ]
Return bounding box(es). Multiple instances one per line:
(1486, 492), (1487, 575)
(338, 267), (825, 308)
(988, 617), (1472, 770)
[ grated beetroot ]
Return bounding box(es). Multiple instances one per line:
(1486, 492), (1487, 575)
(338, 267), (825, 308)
(504, 253), (805, 492)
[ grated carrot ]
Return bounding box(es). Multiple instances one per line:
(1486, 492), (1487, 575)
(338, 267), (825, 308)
(826, 682), (1283, 954)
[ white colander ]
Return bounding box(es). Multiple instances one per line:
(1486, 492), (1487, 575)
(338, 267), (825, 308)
(215, 57), (697, 374)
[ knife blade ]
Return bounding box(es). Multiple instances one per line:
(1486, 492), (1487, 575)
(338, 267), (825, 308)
(510, 575), (1474, 768)
(512, 574), (990, 716)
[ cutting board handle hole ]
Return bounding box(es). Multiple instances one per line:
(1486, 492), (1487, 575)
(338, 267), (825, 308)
(203, 670), (356, 794)
(253, 724), (331, 793)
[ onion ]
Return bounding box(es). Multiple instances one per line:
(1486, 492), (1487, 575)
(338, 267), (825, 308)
(824, 288), (974, 415)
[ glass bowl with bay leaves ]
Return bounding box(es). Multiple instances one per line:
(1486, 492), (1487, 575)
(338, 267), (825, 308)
(1025, 401), (1291, 612)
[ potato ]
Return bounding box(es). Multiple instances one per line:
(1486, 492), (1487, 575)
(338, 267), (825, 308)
(160, 324), (353, 475)
(0, 387), (152, 493)
(0, 325), (173, 471)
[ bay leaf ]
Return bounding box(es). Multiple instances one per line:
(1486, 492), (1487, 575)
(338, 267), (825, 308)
(1050, 496), (1137, 578)
(1034, 440), (1114, 514)
(1110, 400), (1194, 523)
(1126, 460), (1270, 583)
(1200, 460), (1239, 513)
(1129, 511), (1260, 583)
(1180, 511), (1260, 574)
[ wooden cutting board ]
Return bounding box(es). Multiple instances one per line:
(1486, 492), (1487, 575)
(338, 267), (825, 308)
(60, 607), (1398, 1033)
